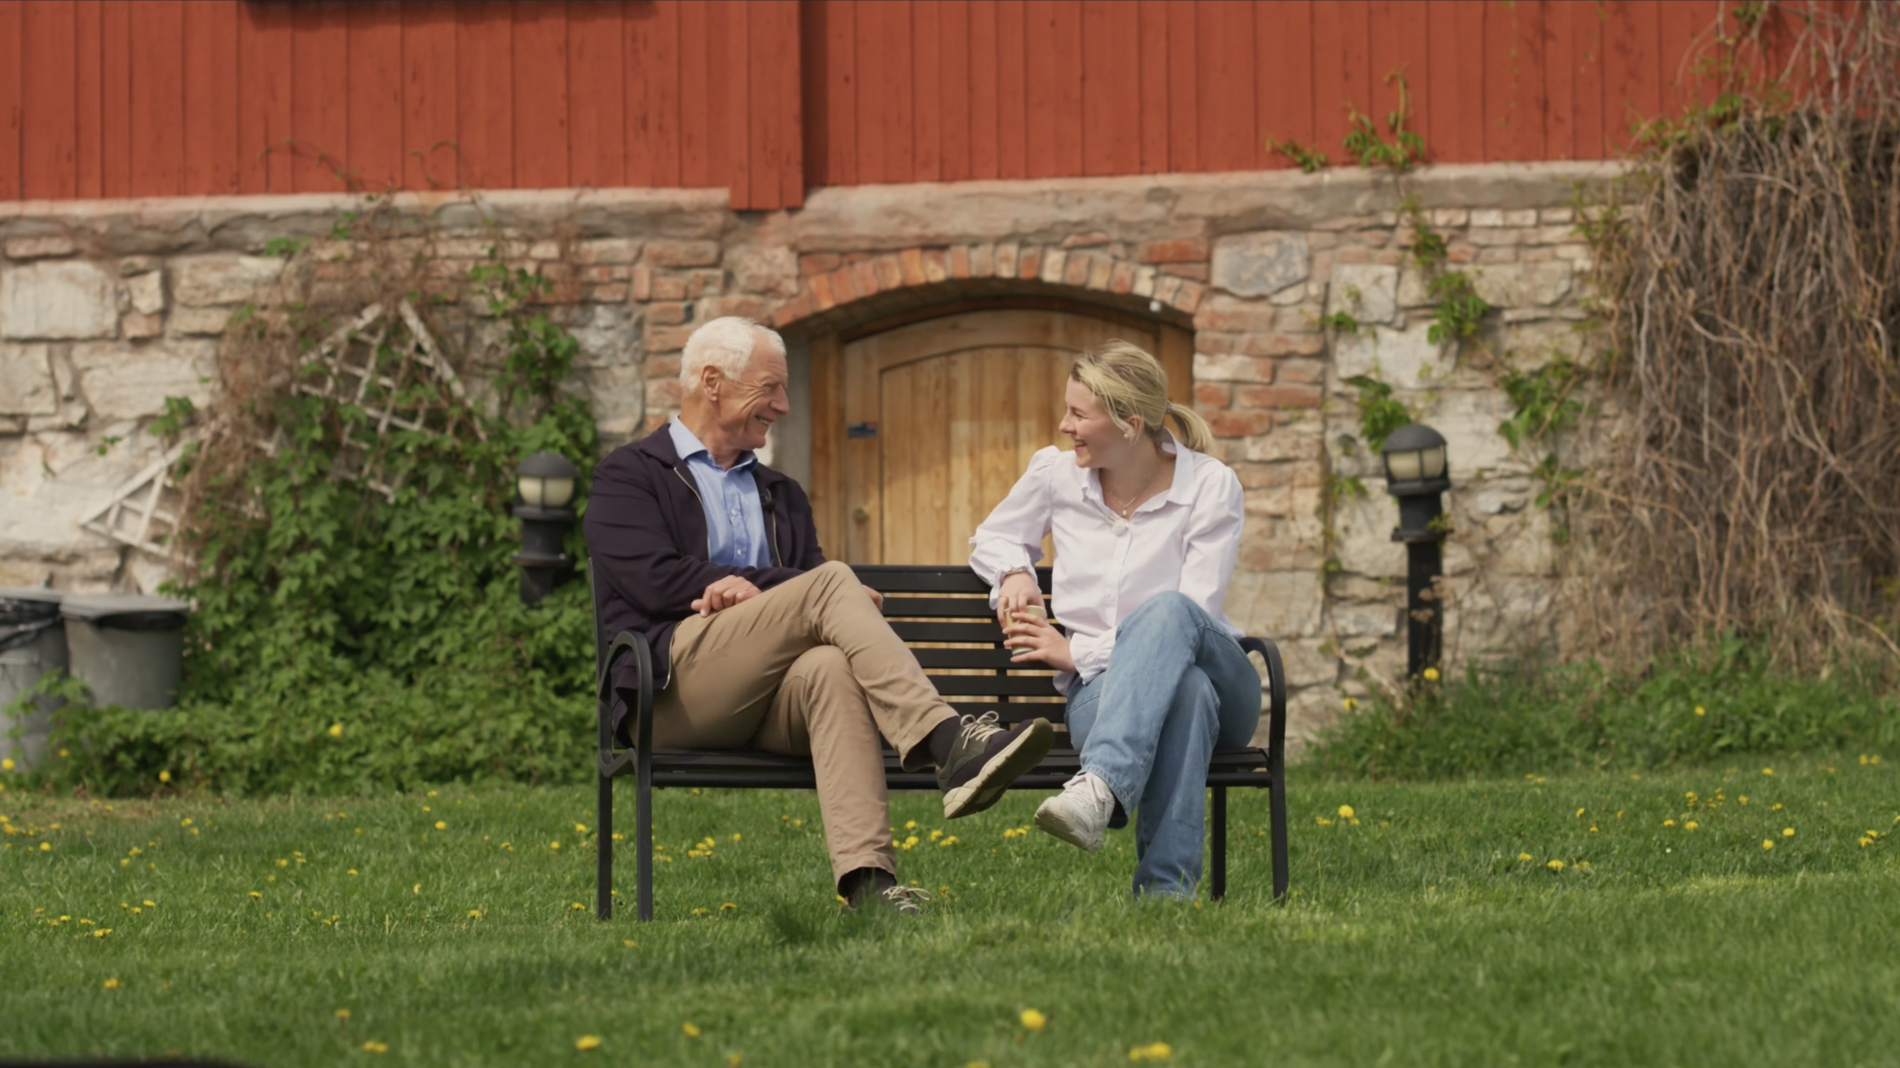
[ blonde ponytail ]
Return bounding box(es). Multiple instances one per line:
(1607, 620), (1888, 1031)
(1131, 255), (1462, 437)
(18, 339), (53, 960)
(1071, 340), (1212, 452)
(1165, 402), (1214, 453)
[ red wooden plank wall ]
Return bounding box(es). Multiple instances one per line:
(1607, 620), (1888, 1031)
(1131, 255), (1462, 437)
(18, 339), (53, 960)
(0, 0), (802, 208)
(0, 0), (1791, 207)
(801, 0), (1746, 186)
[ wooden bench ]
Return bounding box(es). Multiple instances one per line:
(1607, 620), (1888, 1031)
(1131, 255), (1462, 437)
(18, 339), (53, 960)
(592, 564), (1288, 921)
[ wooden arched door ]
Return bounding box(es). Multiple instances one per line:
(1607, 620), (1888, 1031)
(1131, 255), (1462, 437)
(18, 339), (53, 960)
(808, 305), (1192, 565)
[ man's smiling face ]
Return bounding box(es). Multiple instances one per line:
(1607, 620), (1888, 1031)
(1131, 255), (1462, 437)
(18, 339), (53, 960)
(714, 334), (791, 455)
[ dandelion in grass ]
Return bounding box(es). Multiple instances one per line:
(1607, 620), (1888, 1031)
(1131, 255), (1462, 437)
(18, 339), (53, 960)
(1020, 1009), (1047, 1031)
(103, 978), (120, 990)
(1762, 839), (1775, 850)
(434, 821), (447, 831)
(550, 841), (561, 850)
(39, 842), (50, 851)
(468, 910), (482, 919)
(1314, 817), (1332, 827)
(569, 902), (585, 911)
(1762, 768), (1774, 776)
(1783, 827), (1795, 837)
(682, 1023), (702, 1038)
(1663, 820), (1676, 828)
(1342, 697), (1357, 712)
(1546, 860), (1566, 872)
(180, 818), (191, 827)
(575, 1035), (602, 1052)
(1684, 821), (1699, 831)
(1517, 852), (1533, 862)
(691, 907), (710, 917)
(720, 902), (736, 912)
(347, 869), (358, 876)
(336, 1009), (351, 1021)
(329, 723), (344, 738)
(362, 1041), (389, 1054)
(1860, 836), (1874, 847)
(1128, 1041), (1172, 1062)
(727, 1055), (742, 1068)
(0, 758), (13, 771)
(158, 770), (171, 783)
(248, 891), (262, 899)
(1695, 706), (1706, 716)
(1337, 805), (1355, 819)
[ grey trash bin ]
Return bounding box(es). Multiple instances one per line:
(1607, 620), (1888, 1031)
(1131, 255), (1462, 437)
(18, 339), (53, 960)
(60, 593), (191, 711)
(0, 587), (66, 771)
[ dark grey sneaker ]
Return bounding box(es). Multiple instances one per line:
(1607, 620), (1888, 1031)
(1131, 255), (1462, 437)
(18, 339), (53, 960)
(938, 712), (1055, 819)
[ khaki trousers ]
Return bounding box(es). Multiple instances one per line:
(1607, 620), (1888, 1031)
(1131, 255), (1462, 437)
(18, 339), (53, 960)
(654, 560), (958, 889)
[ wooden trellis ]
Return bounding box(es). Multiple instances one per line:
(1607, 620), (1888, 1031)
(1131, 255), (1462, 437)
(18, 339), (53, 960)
(82, 300), (476, 558)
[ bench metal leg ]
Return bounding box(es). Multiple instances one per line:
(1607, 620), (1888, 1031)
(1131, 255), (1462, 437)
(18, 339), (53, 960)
(1270, 759), (1289, 902)
(596, 769), (614, 920)
(636, 746), (655, 922)
(1210, 786), (1228, 902)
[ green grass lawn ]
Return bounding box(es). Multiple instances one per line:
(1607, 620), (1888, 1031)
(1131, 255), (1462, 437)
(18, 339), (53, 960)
(3, 756), (1899, 1067)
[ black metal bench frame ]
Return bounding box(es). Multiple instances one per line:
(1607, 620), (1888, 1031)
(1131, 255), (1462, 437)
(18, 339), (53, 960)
(593, 564), (1288, 920)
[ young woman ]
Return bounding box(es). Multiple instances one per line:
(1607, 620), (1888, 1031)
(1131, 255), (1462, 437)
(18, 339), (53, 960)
(969, 341), (1257, 899)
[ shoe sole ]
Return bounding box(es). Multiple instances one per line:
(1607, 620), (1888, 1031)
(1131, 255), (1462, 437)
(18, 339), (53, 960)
(1033, 797), (1105, 853)
(941, 717), (1055, 819)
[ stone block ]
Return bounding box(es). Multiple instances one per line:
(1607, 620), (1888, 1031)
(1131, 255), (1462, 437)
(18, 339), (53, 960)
(567, 304), (639, 369)
(69, 339), (219, 420)
(1192, 295), (1278, 333)
(1473, 261), (1573, 308)
(577, 238), (643, 265)
(1235, 384), (1322, 409)
(125, 271), (166, 315)
(1138, 238), (1210, 264)
(1325, 263), (1399, 326)
(169, 255), (284, 307)
(1238, 416), (1323, 463)
(1, 261), (118, 339)
(1192, 353), (1275, 383)
(1225, 569), (1323, 640)
(644, 240), (722, 268)
(122, 312), (164, 339)
(1211, 231), (1309, 298)
(1333, 321), (1452, 389)
(169, 307), (234, 336)
(1418, 389), (1518, 474)
(5, 235), (79, 260)
(0, 344), (59, 415)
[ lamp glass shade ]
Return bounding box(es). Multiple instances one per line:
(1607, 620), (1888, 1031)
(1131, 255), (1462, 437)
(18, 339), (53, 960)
(518, 475), (576, 508)
(1385, 449), (1423, 483)
(1419, 444), (1447, 480)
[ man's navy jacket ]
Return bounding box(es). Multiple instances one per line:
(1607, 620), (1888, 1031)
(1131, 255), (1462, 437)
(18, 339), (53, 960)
(583, 424), (826, 740)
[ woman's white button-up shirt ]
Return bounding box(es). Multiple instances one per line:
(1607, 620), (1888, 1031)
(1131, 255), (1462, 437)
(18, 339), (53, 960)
(968, 432), (1246, 695)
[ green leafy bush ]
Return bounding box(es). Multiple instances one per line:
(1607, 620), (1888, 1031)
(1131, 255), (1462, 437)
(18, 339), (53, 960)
(1308, 635), (1900, 781)
(15, 234), (603, 798)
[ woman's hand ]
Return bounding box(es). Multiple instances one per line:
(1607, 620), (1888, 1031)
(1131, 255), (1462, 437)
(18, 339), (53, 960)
(1003, 611), (1074, 673)
(994, 570), (1045, 629)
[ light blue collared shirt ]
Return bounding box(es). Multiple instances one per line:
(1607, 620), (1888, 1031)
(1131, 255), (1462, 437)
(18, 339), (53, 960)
(668, 419), (772, 569)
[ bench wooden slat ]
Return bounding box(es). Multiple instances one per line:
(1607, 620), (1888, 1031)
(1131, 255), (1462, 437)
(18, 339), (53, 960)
(925, 674), (1064, 697)
(889, 620), (1009, 643)
(910, 647), (1030, 669)
(880, 596), (1004, 618)
(641, 746), (1270, 791)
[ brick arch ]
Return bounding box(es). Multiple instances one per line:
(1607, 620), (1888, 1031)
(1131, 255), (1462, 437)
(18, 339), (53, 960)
(766, 242), (1209, 335)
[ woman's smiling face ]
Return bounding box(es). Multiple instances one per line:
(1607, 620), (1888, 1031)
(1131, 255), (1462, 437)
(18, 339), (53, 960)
(1059, 377), (1140, 469)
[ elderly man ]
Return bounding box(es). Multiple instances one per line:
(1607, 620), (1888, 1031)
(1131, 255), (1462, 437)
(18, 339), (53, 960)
(585, 316), (1054, 912)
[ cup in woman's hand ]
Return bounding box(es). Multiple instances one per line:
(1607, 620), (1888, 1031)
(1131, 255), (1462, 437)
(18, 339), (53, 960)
(1012, 605), (1048, 624)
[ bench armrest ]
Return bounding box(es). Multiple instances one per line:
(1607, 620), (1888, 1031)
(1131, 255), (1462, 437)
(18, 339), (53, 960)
(596, 629), (654, 759)
(1238, 636), (1288, 759)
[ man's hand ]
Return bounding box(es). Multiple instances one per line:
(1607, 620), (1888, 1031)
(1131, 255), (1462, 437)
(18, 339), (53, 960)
(692, 574), (762, 617)
(994, 570), (1045, 629)
(863, 585), (885, 610)
(1003, 611), (1074, 673)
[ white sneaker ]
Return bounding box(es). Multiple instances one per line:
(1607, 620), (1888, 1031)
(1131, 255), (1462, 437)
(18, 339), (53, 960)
(1034, 770), (1117, 853)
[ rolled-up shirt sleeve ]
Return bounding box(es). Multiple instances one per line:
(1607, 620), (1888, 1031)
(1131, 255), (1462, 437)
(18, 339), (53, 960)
(1176, 464), (1246, 634)
(969, 446), (1059, 602)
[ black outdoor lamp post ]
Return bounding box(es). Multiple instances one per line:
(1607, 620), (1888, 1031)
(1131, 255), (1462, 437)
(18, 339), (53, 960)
(1380, 424), (1451, 679)
(512, 451), (578, 606)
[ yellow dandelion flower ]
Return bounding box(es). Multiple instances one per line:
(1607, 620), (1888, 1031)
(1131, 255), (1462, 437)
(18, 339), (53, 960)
(142, 900), (155, 908)
(691, 907), (710, 916)
(1314, 817), (1332, 826)
(574, 823), (588, 834)
(720, 902), (737, 911)
(39, 842), (50, 851)
(103, 977), (120, 990)
(158, 770), (171, 783)
(91, 928), (111, 937)
(468, 910), (482, 918)
(1771, 803), (1783, 811)
(731, 833), (741, 842)
(940, 835), (959, 846)
(0, 758), (12, 771)
(682, 1022), (702, 1038)
(1342, 697), (1358, 711)
(362, 1040), (388, 1054)
(550, 841), (561, 850)
(1422, 667), (1440, 682)
(347, 869), (358, 876)
(1337, 805), (1355, 819)
(1783, 827), (1795, 837)
(1547, 860), (1565, 872)
(1517, 852), (1533, 862)
(248, 891), (262, 899)
(728, 1056), (742, 1068)
(180, 818), (191, 827)
(1860, 836), (1874, 848)
(328, 723), (344, 738)
(1761, 767), (1774, 776)
(623, 939), (636, 947)
(1129, 1041), (1173, 1062)
(1762, 839), (1775, 850)
(435, 821), (447, 831)
(1685, 821), (1699, 831)
(575, 1035), (602, 1052)
(1663, 819), (1676, 828)
(569, 902), (585, 911)
(1020, 1008), (1047, 1031)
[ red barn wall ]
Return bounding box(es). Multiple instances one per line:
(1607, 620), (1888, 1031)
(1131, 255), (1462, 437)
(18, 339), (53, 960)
(0, 0), (1750, 209)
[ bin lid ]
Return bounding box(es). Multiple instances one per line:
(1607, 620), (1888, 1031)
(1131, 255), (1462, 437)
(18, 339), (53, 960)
(0, 586), (64, 607)
(0, 587), (64, 652)
(60, 593), (190, 630)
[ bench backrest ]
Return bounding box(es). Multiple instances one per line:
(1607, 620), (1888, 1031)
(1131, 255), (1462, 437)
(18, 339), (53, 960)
(855, 564), (1065, 726)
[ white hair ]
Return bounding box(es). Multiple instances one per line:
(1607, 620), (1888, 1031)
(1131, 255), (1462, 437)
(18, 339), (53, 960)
(680, 317), (785, 394)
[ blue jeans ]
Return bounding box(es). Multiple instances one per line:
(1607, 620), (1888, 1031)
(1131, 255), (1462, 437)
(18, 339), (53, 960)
(1065, 592), (1261, 899)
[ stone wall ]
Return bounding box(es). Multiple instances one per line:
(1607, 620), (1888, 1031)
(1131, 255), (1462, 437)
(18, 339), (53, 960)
(0, 163), (1615, 740)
